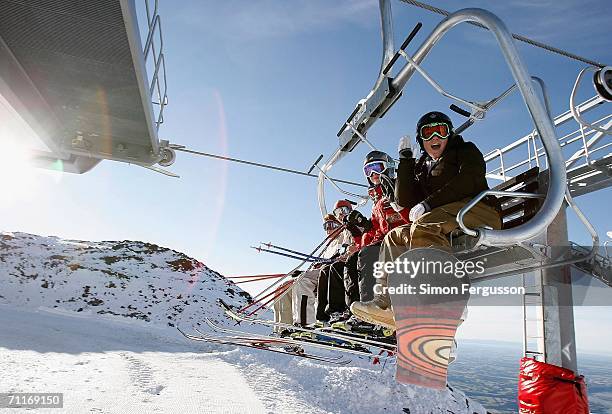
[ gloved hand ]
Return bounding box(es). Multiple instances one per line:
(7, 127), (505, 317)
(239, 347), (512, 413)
(409, 202), (429, 222)
(344, 210), (363, 237)
(398, 135), (414, 159)
(344, 210), (372, 236)
(389, 202), (404, 212)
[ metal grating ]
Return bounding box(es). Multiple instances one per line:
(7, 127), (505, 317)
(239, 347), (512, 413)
(0, 0), (158, 164)
(3, 0), (125, 25)
(0, 1), (132, 66)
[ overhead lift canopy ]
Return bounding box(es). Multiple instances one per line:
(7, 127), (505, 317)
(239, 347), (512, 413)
(0, 0), (169, 173)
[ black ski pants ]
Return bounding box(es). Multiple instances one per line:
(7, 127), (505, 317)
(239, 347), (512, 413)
(343, 250), (360, 307)
(316, 260), (347, 321)
(343, 242), (381, 305)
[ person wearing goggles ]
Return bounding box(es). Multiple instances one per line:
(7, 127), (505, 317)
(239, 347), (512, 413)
(363, 161), (388, 184)
(362, 151), (400, 208)
(323, 217), (341, 232)
(418, 120), (451, 160)
(331, 151), (410, 331)
(332, 199), (353, 223)
(287, 213), (350, 328)
(320, 213), (345, 246)
(351, 111), (502, 330)
(313, 208), (360, 326)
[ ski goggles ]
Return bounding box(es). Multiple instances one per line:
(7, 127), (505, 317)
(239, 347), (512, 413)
(323, 220), (341, 231)
(363, 161), (388, 178)
(333, 206), (351, 218)
(419, 122), (451, 141)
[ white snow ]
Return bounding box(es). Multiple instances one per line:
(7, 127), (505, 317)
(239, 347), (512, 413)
(0, 232), (487, 414)
(0, 306), (269, 414)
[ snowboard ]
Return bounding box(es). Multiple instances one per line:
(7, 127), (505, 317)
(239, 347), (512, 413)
(388, 248), (470, 389)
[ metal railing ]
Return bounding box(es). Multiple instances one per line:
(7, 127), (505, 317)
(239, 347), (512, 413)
(484, 95), (611, 184)
(143, 0), (168, 130)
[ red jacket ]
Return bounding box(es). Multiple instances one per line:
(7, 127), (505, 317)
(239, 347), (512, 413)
(357, 197), (409, 249)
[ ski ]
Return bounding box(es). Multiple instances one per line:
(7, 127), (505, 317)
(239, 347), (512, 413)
(178, 325), (350, 365)
(195, 324), (351, 361)
(203, 318), (383, 359)
(322, 323), (396, 345)
(229, 302), (396, 351)
(219, 299), (397, 353)
(198, 320), (350, 359)
(185, 332), (348, 364)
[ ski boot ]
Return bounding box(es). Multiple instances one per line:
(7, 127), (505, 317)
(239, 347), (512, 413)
(350, 292), (395, 330)
(306, 320), (329, 329)
(328, 310), (351, 324)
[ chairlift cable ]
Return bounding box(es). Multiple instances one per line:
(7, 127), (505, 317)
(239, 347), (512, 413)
(175, 147), (367, 188)
(399, 0), (607, 68)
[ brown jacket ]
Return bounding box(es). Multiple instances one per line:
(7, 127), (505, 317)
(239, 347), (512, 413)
(395, 134), (499, 211)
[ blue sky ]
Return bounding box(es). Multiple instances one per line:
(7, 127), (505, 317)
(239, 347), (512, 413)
(1, 0), (611, 353)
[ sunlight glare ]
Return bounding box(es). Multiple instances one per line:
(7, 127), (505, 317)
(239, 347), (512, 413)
(0, 139), (41, 204)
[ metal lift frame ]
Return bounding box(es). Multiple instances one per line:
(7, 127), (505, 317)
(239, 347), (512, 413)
(316, 0), (610, 379)
(317, 4), (567, 249)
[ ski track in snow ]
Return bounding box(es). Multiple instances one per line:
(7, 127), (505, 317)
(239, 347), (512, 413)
(1, 306), (486, 414)
(1, 306), (275, 414)
(0, 232), (487, 414)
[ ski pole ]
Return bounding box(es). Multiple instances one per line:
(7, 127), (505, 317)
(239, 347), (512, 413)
(249, 283), (293, 316)
(261, 242), (325, 261)
(261, 225), (346, 313)
(264, 224), (346, 308)
(228, 273), (286, 279)
(251, 246), (324, 262)
(233, 275), (288, 284)
(242, 281), (292, 316)
(238, 286), (285, 314)
(237, 273), (299, 314)
(246, 226), (344, 307)
(247, 280), (294, 316)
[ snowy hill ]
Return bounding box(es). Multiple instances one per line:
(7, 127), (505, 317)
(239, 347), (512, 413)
(0, 232), (488, 414)
(0, 231), (251, 326)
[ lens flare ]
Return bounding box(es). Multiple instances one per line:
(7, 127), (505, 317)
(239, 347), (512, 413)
(0, 140), (40, 204)
(0, 94), (62, 199)
(51, 159), (64, 172)
(186, 90), (229, 290)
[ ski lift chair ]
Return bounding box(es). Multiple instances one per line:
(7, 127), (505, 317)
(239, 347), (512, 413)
(451, 166), (549, 281)
(317, 5), (603, 285)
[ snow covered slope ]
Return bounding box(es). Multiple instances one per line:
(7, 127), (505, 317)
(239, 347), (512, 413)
(0, 231), (488, 414)
(0, 231), (251, 326)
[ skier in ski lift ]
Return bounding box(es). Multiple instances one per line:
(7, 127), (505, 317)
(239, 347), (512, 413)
(286, 213), (346, 328)
(342, 185), (381, 311)
(351, 111), (502, 328)
(339, 151), (410, 331)
(332, 199), (353, 223)
(313, 205), (358, 326)
(273, 280), (294, 333)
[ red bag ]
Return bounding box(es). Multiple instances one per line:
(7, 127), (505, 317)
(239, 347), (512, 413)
(518, 357), (589, 414)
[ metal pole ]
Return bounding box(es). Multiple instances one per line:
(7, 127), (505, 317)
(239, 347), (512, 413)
(373, 0), (395, 91)
(539, 203), (578, 372)
(317, 0), (394, 216)
(518, 171), (581, 371)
